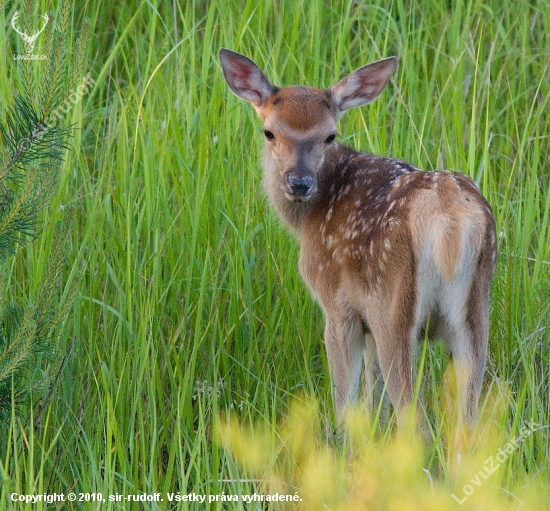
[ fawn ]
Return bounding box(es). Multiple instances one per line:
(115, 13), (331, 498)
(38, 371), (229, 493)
(219, 48), (496, 436)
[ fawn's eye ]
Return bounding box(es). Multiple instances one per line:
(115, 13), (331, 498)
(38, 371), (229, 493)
(264, 129), (275, 141)
(324, 134), (336, 144)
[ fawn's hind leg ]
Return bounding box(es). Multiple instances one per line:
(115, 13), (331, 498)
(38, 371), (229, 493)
(364, 332), (389, 422)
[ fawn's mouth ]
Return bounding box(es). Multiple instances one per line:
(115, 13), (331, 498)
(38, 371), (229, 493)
(284, 191), (312, 202)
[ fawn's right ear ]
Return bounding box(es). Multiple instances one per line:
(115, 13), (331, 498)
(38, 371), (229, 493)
(219, 49), (277, 108)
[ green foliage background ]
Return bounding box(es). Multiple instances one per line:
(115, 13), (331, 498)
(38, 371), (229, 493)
(0, 0), (548, 509)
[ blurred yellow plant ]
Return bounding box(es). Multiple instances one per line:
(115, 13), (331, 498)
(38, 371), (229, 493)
(217, 397), (548, 510)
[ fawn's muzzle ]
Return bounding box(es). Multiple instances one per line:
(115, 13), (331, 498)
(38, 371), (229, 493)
(285, 173), (316, 201)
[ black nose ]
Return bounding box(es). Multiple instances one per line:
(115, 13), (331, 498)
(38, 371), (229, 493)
(288, 175), (313, 195)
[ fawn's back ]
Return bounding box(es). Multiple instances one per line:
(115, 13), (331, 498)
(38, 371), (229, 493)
(219, 48), (497, 435)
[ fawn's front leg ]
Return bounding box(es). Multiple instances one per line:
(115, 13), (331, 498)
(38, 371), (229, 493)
(323, 307), (365, 431)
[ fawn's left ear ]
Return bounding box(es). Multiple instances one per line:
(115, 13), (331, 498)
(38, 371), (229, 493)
(329, 56), (398, 113)
(219, 48), (278, 108)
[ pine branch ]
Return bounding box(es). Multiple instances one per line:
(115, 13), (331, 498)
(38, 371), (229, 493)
(0, 167), (40, 257)
(0, 0), (89, 425)
(0, 305), (38, 381)
(0, 98), (72, 259)
(0, 96), (71, 179)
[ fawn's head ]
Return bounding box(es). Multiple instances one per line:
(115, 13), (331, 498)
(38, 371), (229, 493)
(219, 49), (397, 202)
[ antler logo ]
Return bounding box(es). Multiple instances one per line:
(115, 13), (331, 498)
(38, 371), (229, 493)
(11, 11), (49, 57)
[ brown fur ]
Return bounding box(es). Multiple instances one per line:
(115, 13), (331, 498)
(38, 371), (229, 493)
(220, 49), (497, 435)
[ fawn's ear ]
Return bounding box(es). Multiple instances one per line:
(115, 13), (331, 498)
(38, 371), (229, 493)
(329, 57), (397, 113)
(219, 49), (278, 108)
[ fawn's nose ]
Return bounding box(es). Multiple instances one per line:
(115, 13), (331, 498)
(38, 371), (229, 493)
(288, 174), (314, 196)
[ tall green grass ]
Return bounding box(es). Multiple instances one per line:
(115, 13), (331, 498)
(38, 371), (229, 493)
(0, 0), (548, 509)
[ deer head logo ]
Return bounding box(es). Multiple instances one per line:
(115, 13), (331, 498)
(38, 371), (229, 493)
(11, 11), (49, 56)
